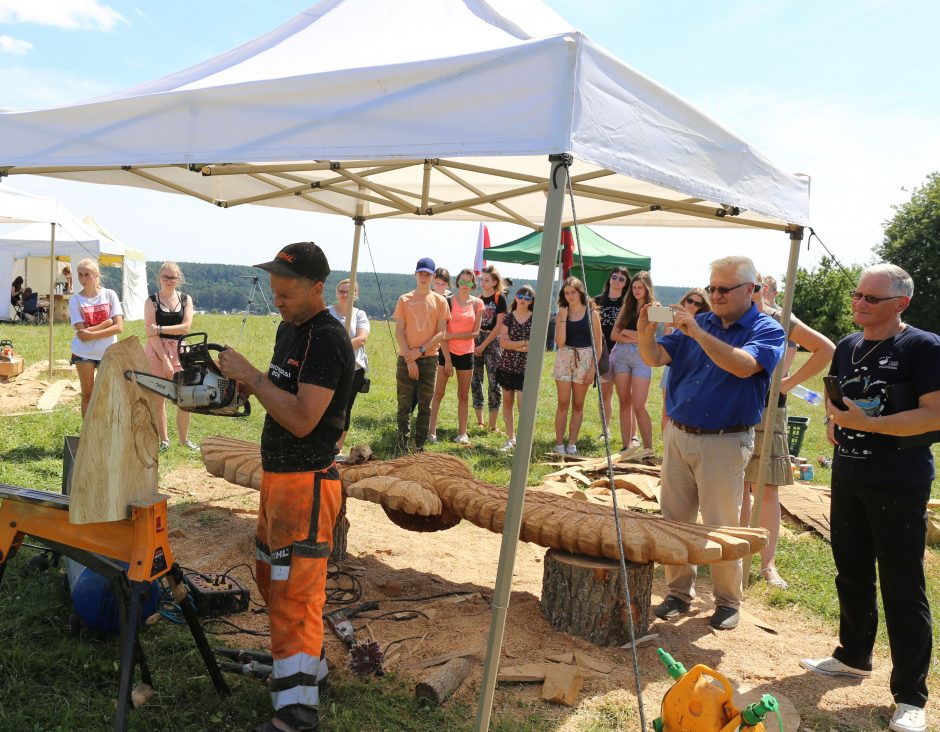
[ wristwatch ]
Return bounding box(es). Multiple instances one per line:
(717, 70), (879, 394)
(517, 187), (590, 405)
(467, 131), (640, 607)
(419, 345), (425, 355)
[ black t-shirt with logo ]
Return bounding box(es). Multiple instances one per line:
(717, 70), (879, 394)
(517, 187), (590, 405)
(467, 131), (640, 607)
(830, 325), (940, 486)
(595, 292), (624, 351)
(479, 292), (507, 332)
(261, 309), (355, 472)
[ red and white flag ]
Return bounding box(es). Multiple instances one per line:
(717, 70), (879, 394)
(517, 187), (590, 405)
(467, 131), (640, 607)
(473, 223), (490, 274)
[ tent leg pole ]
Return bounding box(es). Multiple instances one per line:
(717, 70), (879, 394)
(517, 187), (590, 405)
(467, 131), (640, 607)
(48, 223), (56, 380)
(347, 194), (366, 331)
(474, 154), (568, 732)
(744, 226), (804, 586)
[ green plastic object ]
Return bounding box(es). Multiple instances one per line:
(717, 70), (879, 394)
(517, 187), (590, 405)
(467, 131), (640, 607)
(740, 693), (781, 728)
(787, 416), (810, 456)
(656, 648), (687, 680)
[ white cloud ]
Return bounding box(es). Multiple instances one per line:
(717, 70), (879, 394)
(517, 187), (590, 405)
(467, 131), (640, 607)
(0, 0), (126, 31)
(0, 34), (32, 54)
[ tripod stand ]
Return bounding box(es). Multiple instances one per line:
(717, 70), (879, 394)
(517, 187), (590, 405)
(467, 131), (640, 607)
(237, 275), (279, 343)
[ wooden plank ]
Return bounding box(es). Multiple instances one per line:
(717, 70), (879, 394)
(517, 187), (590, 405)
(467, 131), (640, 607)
(400, 648), (480, 671)
(69, 337), (160, 524)
(35, 380), (69, 411)
(541, 664), (584, 706)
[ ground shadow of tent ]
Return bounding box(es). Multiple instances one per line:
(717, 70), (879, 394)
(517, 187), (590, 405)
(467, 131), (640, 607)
(485, 225), (651, 296)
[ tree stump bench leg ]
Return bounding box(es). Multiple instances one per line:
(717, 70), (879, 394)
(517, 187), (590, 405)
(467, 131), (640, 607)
(540, 549), (652, 646)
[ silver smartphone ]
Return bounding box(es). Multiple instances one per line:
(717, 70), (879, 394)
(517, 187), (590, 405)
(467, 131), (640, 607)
(647, 305), (675, 324)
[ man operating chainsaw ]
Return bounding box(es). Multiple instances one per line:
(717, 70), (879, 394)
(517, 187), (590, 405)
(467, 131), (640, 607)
(218, 241), (354, 732)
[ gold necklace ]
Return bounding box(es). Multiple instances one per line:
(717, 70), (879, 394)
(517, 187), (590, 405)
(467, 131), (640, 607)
(851, 324), (904, 365)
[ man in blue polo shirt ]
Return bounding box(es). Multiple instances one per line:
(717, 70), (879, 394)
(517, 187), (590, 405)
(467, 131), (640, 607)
(638, 255), (785, 630)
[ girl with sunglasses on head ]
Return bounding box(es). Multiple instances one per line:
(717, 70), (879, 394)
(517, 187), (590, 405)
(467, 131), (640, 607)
(610, 271), (656, 450)
(144, 261), (195, 451)
(328, 278), (370, 454)
(595, 267), (631, 438)
(495, 285), (535, 452)
(472, 265), (507, 432)
(659, 288), (711, 430)
(740, 271), (835, 590)
(429, 269), (483, 445)
(553, 277), (603, 455)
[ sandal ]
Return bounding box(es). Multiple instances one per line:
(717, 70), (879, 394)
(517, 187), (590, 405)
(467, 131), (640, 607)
(760, 567), (789, 590)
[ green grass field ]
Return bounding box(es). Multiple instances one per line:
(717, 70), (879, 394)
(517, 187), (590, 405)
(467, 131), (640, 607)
(0, 314), (937, 730)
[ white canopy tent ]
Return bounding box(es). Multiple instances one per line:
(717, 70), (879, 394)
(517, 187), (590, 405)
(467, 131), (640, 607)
(0, 1), (809, 727)
(0, 208), (149, 321)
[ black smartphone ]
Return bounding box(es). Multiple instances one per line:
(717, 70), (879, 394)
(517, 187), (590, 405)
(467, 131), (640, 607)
(823, 375), (847, 411)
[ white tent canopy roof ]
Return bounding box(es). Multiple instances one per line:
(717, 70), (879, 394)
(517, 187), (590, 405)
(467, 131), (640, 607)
(0, 0), (809, 232)
(0, 185), (58, 225)
(0, 207), (122, 259)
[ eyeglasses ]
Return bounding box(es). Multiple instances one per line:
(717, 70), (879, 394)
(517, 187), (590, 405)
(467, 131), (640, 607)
(684, 297), (705, 307)
(161, 275), (179, 282)
(850, 291), (902, 304)
(457, 279), (475, 287)
(515, 292), (533, 301)
(337, 289), (350, 295)
(704, 282), (752, 296)
(610, 274), (627, 282)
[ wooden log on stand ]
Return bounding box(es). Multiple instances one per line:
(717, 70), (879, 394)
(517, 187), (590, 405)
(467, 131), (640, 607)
(540, 549), (652, 646)
(415, 657), (472, 704)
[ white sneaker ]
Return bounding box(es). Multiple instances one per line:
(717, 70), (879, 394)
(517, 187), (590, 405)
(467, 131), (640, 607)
(500, 439), (515, 452)
(427, 434), (438, 444)
(554, 444), (566, 456)
(454, 434), (470, 445)
(158, 440), (170, 453)
(799, 656), (871, 679)
(890, 703), (927, 732)
(179, 438), (199, 451)
(565, 444), (578, 455)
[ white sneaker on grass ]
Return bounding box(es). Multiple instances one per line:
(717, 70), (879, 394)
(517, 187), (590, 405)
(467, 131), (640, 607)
(454, 434), (470, 445)
(179, 439), (199, 451)
(500, 439), (515, 452)
(799, 656), (870, 679)
(553, 444), (566, 456)
(890, 703), (926, 732)
(565, 444), (578, 455)
(427, 434), (438, 444)
(158, 440), (170, 453)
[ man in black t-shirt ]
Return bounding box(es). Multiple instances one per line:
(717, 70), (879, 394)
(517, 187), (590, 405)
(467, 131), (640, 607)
(800, 264), (940, 732)
(219, 242), (354, 732)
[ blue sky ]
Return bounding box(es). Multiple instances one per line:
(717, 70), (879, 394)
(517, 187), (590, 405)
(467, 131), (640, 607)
(2, 0), (939, 286)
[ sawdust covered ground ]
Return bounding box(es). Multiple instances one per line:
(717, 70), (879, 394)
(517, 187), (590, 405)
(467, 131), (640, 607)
(0, 359), (79, 414)
(164, 464), (905, 731)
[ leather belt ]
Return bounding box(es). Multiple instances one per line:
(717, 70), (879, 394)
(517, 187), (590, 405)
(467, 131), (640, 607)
(671, 420), (750, 436)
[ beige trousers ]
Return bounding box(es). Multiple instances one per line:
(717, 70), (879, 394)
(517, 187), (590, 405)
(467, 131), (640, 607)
(660, 421), (754, 609)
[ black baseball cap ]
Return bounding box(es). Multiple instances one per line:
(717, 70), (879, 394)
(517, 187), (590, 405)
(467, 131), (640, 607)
(255, 242), (330, 282)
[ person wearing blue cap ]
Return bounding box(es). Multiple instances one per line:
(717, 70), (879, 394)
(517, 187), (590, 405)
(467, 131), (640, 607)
(393, 257), (450, 451)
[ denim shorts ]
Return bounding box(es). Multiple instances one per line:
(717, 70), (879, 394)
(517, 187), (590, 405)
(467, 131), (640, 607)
(610, 343), (652, 378)
(70, 354), (100, 366)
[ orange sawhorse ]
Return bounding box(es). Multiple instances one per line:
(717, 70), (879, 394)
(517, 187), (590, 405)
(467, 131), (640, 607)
(0, 483), (229, 731)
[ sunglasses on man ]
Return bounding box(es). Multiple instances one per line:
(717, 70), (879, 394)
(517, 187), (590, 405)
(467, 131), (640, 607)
(515, 292), (533, 301)
(850, 291), (902, 304)
(704, 282), (759, 296)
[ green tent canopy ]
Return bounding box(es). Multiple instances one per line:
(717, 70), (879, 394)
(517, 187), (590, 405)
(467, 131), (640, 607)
(485, 225), (651, 297)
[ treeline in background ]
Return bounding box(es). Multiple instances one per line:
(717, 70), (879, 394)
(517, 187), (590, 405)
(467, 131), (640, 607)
(101, 261), (691, 320)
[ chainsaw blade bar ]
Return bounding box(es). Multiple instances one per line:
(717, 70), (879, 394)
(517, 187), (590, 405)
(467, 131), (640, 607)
(125, 370), (178, 401)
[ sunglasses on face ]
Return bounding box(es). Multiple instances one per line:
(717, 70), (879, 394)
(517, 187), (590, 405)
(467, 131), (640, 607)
(704, 282), (752, 296)
(515, 292), (533, 301)
(684, 297), (704, 307)
(338, 289), (350, 295)
(851, 291), (902, 304)
(457, 279), (475, 287)
(610, 274), (627, 282)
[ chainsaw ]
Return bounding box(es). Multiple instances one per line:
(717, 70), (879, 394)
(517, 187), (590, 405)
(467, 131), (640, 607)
(124, 332), (251, 417)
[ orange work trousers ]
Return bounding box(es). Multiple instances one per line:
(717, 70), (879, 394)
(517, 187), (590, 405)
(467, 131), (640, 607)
(255, 466), (341, 727)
